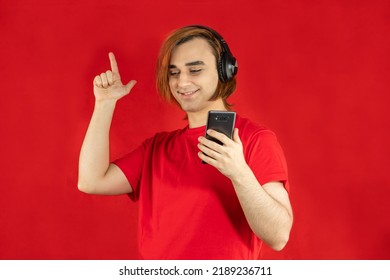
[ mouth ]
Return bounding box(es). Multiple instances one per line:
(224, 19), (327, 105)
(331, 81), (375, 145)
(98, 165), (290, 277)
(178, 89), (199, 97)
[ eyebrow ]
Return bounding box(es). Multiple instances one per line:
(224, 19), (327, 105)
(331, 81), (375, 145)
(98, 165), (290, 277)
(169, 61), (205, 68)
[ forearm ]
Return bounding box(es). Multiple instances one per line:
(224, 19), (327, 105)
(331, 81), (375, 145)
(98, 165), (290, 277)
(78, 100), (116, 191)
(231, 166), (293, 251)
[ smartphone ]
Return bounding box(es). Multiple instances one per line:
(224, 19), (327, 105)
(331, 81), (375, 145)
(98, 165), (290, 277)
(205, 110), (236, 145)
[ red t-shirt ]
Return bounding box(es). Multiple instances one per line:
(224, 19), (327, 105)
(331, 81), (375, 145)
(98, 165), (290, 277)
(114, 115), (289, 259)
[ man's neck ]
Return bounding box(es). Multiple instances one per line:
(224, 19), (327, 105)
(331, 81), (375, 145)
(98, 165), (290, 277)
(187, 100), (227, 128)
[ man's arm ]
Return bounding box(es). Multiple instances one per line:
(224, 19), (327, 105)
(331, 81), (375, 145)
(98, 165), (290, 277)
(198, 128), (293, 251)
(78, 52), (136, 195)
(230, 172), (292, 251)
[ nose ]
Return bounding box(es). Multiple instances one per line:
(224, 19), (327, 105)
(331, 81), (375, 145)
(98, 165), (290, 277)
(177, 72), (191, 88)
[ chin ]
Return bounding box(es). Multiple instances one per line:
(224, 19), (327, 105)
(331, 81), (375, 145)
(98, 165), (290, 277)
(180, 106), (197, 113)
(178, 103), (198, 113)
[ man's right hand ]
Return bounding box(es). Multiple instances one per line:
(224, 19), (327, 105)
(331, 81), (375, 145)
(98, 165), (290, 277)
(93, 52), (137, 102)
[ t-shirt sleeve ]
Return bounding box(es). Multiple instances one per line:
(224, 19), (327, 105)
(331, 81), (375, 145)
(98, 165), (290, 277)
(246, 130), (289, 192)
(112, 140), (149, 200)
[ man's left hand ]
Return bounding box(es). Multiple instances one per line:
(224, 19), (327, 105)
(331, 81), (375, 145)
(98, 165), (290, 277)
(198, 128), (249, 179)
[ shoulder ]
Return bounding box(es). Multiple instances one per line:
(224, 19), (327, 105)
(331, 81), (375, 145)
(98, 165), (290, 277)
(236, 115), (289, 187)
(236, 115), (284, 158)
(236, 115), (276, 142)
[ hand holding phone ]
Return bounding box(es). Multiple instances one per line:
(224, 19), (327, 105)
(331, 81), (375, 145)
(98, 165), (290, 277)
(202, 111), (236, 163)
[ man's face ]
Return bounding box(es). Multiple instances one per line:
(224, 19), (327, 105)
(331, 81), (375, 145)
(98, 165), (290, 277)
(168, 38), (220, 114)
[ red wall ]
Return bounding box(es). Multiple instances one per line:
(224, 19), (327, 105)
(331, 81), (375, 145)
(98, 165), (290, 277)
(1, 0), (389, 259)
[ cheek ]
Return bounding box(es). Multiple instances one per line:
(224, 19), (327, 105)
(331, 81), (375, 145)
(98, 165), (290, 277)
(168, 78), (176, 93)
(168, 79), (180, 103)
(205, 74), (219, 93)
(205, 69), (219, 88)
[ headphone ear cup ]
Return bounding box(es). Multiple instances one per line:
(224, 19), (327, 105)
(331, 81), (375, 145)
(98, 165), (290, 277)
(218, 51), (238, 83)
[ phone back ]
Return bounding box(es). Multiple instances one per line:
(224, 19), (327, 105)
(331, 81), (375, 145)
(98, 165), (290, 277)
(206, 111), (236, 145)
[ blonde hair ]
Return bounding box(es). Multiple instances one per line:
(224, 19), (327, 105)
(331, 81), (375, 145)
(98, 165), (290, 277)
(156, 26), (236, 109)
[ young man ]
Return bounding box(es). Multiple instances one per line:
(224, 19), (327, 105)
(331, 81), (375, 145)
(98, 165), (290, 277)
(78, 25), (293, 259)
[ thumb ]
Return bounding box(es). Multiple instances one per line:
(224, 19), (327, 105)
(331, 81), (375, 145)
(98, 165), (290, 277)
(124, 80), (137, 93)
(233, 128), (241, 144)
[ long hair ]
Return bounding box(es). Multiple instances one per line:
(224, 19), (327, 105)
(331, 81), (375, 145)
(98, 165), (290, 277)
(156, 25), (236, 109)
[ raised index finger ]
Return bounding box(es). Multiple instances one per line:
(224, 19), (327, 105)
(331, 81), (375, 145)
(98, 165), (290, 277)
(108, 52), (120, 74)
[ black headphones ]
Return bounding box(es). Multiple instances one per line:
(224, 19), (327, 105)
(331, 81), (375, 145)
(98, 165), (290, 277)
(188, 25), (238, 83)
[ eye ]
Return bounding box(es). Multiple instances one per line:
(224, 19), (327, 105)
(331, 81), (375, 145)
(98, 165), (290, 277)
(190, 68), (202, 74)
(169, 70), (180, 76)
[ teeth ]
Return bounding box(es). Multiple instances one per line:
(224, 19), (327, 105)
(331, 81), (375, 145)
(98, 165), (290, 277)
(180, 90), (197, 95)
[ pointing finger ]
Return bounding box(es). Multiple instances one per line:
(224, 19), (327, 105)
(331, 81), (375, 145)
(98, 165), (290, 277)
(108, 52), (120, 74)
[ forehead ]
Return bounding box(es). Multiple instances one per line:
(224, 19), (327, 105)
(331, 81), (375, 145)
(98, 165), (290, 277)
(170, 37), (215, 66)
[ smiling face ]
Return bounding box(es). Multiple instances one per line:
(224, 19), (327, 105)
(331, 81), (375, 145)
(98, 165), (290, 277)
(168, 38), (225, 117)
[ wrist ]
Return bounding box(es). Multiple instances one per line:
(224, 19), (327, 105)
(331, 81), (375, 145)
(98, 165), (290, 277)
(230, 164), (254, 186)
(94, 98), (117, 110)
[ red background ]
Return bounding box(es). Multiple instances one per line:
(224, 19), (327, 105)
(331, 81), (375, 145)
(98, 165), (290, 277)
(1, 0), (389, 259)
